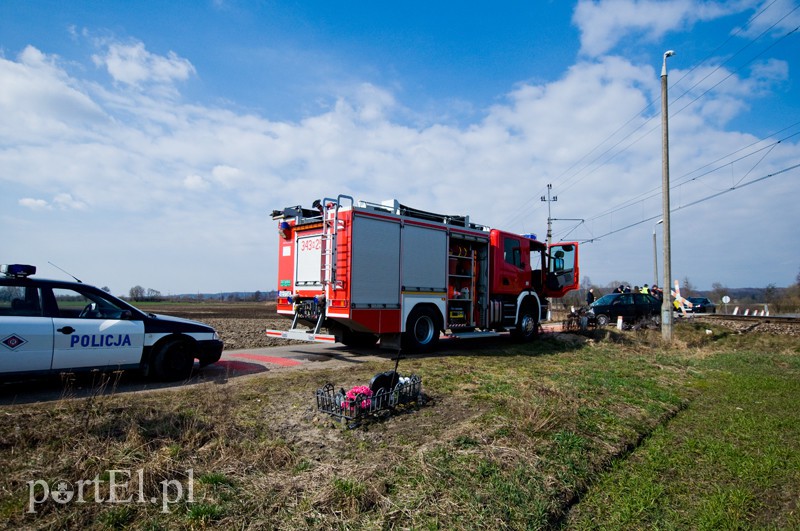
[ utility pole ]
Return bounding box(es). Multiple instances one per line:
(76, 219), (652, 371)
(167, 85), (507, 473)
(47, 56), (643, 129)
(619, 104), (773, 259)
(661, 50), (675, 342)
(540, 184), (557, 246)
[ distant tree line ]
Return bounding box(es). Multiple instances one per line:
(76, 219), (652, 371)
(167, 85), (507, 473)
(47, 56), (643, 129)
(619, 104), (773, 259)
(124, 287), (277, 303)
(128, 286), (163, 302)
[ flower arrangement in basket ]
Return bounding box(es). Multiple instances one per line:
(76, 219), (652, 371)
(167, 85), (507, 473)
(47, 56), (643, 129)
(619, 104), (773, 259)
(340, 385), (373, 414)
(316, 371), (424, 423)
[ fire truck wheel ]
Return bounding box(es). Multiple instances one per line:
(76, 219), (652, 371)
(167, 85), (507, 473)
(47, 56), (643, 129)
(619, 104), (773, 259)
(152, 338), (195, 381)
(512, 305), (539, 342)
(595, 314), (610, 327)
(403, 306), (441, 352)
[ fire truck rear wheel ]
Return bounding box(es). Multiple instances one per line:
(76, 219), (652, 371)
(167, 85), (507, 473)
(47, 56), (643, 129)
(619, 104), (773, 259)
(403, 306), (441, 352)
(512, 305), (539, 342)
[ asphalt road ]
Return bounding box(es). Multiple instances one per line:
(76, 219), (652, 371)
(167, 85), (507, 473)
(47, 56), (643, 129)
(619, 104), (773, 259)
(0, 330), (545, 405)
(0, 342), (393, 405)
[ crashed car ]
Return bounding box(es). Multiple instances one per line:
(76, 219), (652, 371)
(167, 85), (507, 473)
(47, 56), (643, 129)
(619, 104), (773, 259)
(587, 292), (662, 327)
(0, 264), (223, 381)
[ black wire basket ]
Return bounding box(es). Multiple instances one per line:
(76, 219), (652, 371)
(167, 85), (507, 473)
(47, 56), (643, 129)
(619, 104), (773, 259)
(316, 372), (423, 421)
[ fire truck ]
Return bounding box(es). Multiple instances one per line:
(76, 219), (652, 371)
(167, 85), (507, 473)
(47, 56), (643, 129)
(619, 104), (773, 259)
(266, 195), (579, 351)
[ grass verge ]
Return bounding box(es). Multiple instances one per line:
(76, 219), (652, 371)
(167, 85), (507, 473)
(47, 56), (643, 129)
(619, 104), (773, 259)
(566, 327), (800, 529)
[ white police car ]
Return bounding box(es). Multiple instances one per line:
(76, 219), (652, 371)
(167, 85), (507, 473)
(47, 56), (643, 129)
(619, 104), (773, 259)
(0, 264), (223, 381)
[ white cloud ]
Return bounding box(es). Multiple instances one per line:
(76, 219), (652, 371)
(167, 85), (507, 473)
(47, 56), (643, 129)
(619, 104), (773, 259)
(18, 198), (50, 210)
(1, 32), (797, 293)
(738, 0), (800, 37)
(0, 46), (107, 142)
(52, 193), (88, 210)
(353, 83), (397, 122)
(211, 165), (243, 187)
(748, 58), (789, 92)
(184, 174), (210, 190)
(17, 194), (87, 211)
(92, 41), (195, 91)
(573, 0), (752, 57)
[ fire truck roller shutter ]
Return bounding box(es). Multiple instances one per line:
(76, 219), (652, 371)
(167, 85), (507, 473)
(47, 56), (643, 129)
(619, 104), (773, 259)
(401, 224), (447, 292)
(350, 216), (401, 307)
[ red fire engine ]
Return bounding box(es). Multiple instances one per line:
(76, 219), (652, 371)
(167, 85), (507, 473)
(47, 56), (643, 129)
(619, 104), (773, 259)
(266, 195), (579, 351)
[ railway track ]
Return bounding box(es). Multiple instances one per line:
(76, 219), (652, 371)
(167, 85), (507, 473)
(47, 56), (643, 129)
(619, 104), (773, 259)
(685, 313), (799, 336)
(558, 311), (799, 335)
(695, 313), (800, 325)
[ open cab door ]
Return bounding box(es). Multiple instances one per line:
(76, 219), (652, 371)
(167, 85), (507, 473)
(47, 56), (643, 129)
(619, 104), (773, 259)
(543, 242), (579, 298)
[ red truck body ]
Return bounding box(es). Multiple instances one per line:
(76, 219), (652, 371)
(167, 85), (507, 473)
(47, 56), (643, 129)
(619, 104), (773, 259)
(267, 195), (579, 351)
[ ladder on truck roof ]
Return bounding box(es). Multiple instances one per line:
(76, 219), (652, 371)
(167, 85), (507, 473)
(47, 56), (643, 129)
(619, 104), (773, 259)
(320, 195), (353, 295)
(359, 199), (489, 231)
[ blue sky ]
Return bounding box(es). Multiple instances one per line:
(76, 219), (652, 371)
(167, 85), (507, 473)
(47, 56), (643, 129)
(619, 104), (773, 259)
(1, 0), (798, 296)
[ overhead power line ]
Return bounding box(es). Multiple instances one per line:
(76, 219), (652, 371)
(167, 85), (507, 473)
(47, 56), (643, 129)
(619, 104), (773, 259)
(581, 125), (800, 225)
(503, 1), (800, 233)
(575, 162), (800, 244)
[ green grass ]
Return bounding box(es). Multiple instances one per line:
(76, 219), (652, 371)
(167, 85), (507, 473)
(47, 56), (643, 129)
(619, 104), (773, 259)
(567, 334), (800, 529)
(0, 323), (797, 529)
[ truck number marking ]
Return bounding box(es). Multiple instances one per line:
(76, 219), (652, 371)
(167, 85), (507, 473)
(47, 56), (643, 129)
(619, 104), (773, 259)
(299, 238), (322, 252)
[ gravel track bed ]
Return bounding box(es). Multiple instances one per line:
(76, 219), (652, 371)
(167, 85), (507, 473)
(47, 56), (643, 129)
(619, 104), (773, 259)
(694, 315), (800, 336)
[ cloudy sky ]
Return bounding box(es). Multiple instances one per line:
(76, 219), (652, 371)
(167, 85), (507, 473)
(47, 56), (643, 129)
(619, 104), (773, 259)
(1, 0), (798, 296)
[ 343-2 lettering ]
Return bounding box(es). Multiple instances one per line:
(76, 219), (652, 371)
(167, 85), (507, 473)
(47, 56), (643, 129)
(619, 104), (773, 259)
(299, 238), (322, 252)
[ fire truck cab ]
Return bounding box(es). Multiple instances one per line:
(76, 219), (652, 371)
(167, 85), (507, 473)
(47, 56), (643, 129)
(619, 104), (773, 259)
(267, 195), (579, 351)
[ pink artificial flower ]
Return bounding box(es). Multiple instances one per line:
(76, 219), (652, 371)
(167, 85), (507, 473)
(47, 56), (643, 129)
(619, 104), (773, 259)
(342, 385), (373, 411)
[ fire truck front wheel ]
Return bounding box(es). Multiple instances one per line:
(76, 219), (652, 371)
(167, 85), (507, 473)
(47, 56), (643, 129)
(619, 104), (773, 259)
(512, 304), (539, 342)
(403, 306), (441, 352)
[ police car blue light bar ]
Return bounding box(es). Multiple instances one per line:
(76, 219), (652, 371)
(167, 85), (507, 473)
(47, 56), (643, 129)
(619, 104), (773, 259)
(0, 264), (36, 277)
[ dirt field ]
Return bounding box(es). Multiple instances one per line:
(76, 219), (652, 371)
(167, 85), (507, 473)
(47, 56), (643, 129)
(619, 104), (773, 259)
(137, 301), (291, 350)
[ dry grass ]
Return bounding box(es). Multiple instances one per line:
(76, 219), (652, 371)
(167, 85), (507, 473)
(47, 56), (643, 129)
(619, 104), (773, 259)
(0, 320), (796, 529)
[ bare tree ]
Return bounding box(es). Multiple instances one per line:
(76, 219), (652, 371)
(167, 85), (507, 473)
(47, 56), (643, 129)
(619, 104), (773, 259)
(710, 282), (727, 303)
(146, 288), (162, 300)
(129, 285), (145, 301)
(764, 283), (777, 304)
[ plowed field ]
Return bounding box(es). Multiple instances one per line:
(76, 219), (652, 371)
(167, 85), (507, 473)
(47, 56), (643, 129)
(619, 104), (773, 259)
(135, 301), (290, 350)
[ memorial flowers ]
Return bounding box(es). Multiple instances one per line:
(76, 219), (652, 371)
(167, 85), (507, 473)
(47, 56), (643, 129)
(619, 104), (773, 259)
(341, 385), (373, 412)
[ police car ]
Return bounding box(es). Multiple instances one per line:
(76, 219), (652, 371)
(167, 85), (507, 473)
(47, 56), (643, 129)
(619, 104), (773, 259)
(0, 264), (223, 381)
